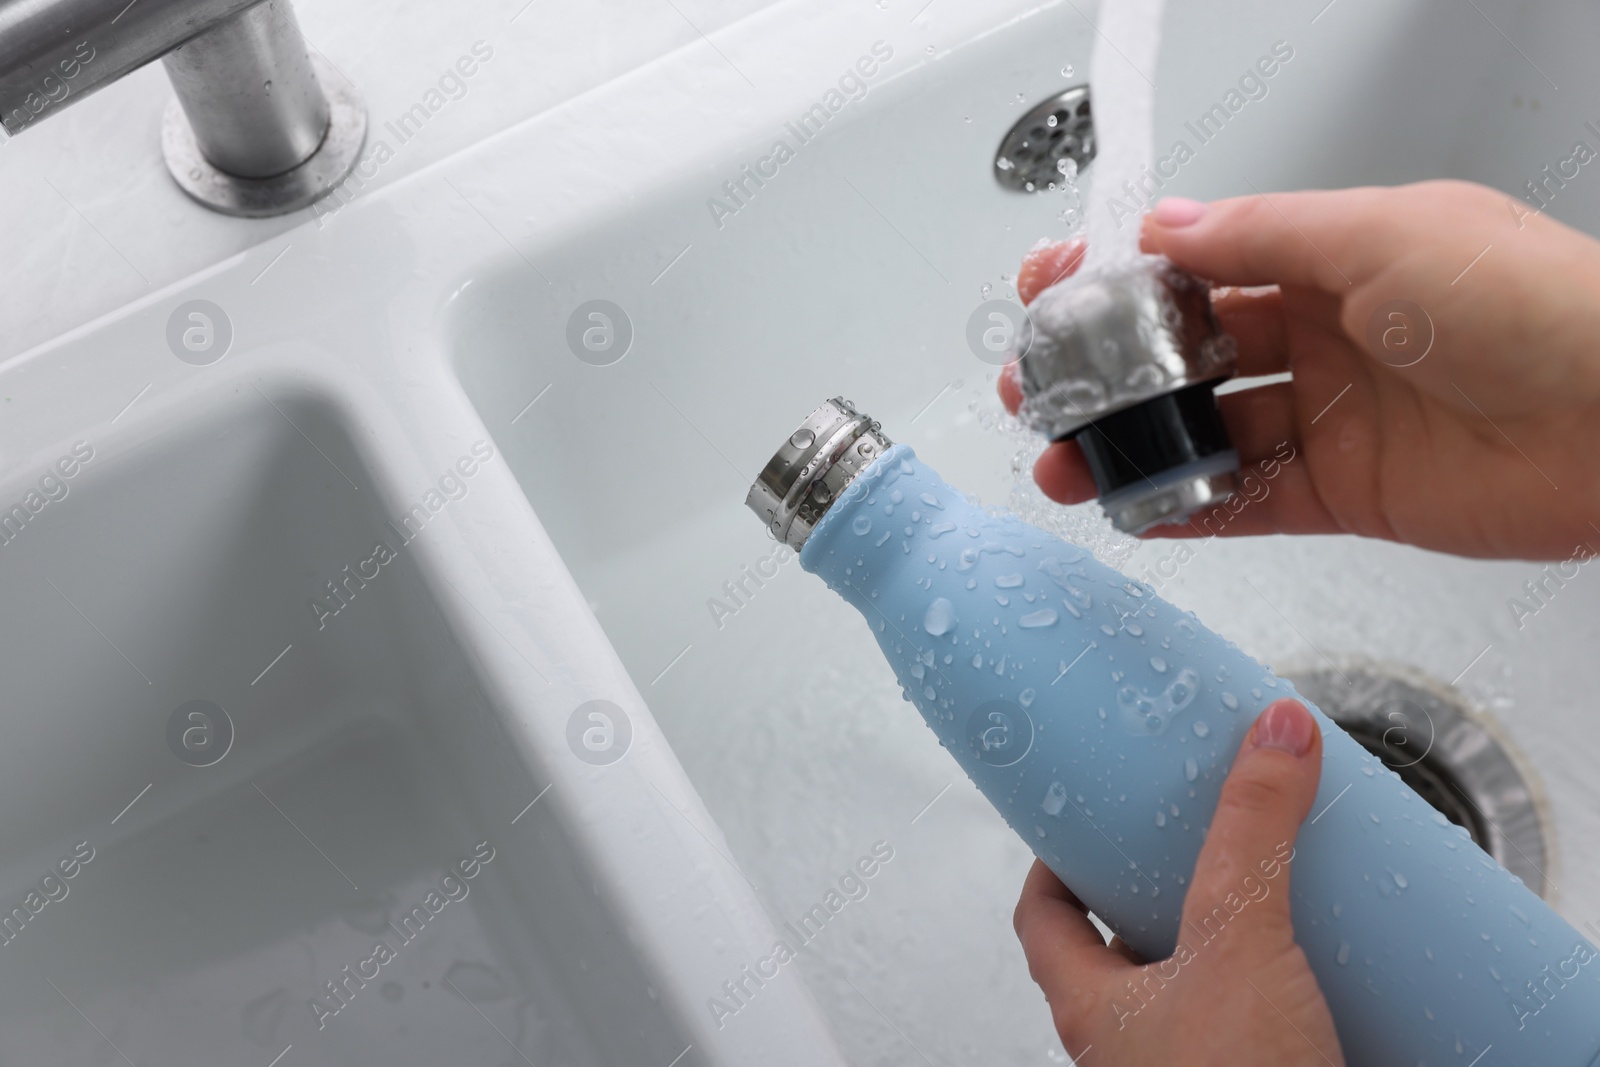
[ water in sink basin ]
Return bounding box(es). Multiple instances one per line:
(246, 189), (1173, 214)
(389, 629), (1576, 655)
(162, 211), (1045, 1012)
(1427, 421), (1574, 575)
(0, 390), (680, 1066)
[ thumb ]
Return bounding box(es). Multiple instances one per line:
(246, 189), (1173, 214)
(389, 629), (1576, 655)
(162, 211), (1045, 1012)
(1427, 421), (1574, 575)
(1178, 699), (1323, 952)
(1140, 189), (1395, 293)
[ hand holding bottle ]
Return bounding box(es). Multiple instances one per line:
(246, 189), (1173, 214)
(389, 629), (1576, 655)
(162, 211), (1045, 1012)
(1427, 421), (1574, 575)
(1001, 180), (1600, 561)
(1014, 700), (1345, 1066)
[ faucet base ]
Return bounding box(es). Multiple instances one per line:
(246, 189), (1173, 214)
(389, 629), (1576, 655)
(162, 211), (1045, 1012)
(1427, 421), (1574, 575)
(161, 54), (366, 218)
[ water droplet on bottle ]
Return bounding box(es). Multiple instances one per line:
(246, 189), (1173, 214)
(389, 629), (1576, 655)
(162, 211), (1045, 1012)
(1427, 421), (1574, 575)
(1042, 781), (1068, 816)
(1192, 721), (1210, 738)
(1337, 940), (1351, 966)
(1019, 608), (1058, 628)
(995, 573), (1024, 588)
(1149, 656), (1167, 673)
(1220, 691), (1238, 710)
(1184, 757), (1199, 782)
(1061, 64), (1075, 76)
(790, 428), (815, 449)
(852, 515), (872, 535)
(1168, 670), (1197, 708)
(1018, 688), (1036, 708)
(1154, 810), (1167, 827)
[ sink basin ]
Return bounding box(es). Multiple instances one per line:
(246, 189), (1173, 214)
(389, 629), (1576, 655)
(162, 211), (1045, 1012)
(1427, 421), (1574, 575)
(5, 0), (1599, 1064)
(0, 376), (854, 1065)
(444, 0), (1600, 1062)
(0, 394), (671, 1064)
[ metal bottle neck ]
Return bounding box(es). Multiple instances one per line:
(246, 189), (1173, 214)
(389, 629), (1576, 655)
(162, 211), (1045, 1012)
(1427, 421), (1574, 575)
(745, 397), (893, 552)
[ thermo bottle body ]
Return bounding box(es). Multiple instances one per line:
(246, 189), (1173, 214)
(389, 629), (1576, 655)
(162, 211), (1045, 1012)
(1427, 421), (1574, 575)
(777, 432), (1600, 1067)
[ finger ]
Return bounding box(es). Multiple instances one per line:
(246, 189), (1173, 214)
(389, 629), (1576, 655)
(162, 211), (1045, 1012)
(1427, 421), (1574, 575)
(1033, 440), (1096, 504)
(999, 361), (1023, 414)
(1018, 238), (1088, 305)
(1218, 380), (1301, 467)
(1179, 700), (1323, 956)
(1212, 286), (1289, 378)
(1141, 190), (1396, 293)
(1015, 859), (1137, 1000)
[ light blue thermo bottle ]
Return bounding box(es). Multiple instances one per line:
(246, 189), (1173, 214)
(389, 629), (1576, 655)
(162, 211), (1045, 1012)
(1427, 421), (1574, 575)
(746, 398), (1600, 1067)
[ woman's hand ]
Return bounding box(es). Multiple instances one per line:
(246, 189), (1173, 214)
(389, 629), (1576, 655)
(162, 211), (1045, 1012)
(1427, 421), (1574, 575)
(1001, 180), (1600, 561)
(1013, 700), (1344, 1066)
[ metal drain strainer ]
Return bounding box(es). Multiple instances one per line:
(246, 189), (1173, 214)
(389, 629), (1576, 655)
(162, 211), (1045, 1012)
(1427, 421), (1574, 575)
(1286, 665), (1553, 900)
(994, 86), (1095, 192)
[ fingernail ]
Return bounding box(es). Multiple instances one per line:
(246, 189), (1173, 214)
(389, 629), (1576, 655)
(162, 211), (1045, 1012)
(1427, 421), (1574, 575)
(1151, 197), (1208, 228)
(1252, 699), (1315, 756)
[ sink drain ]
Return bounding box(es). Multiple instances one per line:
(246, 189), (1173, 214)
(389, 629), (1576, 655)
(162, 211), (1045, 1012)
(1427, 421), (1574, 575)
(994, 86), (1095, 192)
(1285, 666), (1553, 900)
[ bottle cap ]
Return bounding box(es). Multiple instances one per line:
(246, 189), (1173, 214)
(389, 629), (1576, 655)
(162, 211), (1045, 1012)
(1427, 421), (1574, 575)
(746, 397), (893, 552)
(1014, 254), (1241, 533)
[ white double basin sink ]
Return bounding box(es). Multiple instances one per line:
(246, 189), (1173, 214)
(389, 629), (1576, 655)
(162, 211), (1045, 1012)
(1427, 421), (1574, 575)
(4, 0), (1600, 1063)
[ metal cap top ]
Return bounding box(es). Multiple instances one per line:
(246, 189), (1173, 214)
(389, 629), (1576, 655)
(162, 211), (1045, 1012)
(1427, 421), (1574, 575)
(745, 397), (893, 552)
(1015, 253), (1236, 440)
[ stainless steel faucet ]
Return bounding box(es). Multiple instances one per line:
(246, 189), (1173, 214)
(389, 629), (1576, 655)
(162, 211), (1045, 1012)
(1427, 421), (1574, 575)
(0, 0), (366, 216)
